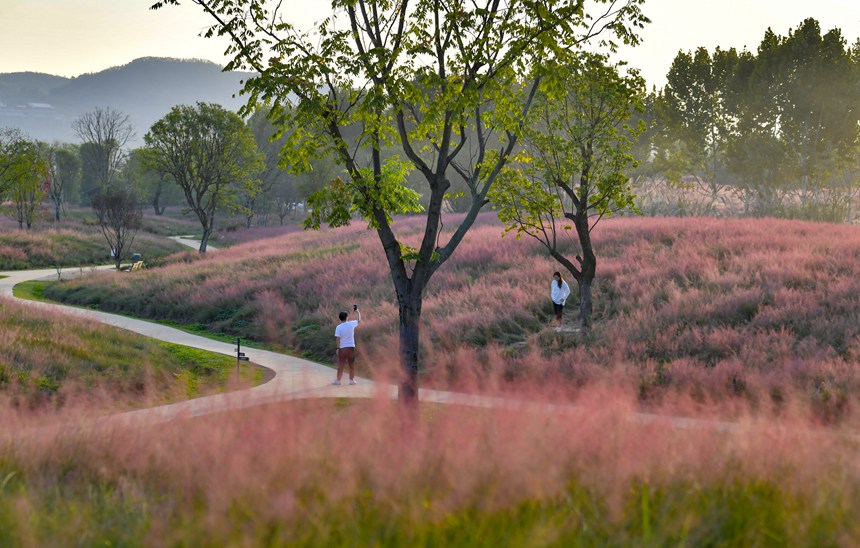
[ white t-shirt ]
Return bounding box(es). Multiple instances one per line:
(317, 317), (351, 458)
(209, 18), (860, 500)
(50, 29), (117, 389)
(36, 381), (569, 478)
(335, 320), (359, 348)
(551, 280), (571, 305)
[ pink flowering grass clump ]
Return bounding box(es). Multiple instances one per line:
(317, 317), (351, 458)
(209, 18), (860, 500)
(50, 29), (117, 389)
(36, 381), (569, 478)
(0, 226), (186, 270)
(44, 214), (860, 423)
(1, 389), (859, 544)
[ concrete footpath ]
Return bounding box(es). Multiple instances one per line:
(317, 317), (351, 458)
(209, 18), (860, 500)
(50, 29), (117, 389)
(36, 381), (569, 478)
(8, 264), (845, 444)
(0, 266), (511, 427)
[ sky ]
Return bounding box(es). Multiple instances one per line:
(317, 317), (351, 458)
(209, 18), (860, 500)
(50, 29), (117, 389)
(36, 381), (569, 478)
(1, 0), (858, 88)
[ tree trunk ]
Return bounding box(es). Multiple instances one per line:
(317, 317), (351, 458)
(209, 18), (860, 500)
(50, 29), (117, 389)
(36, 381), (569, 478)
(55, 203), (61, 222)
(152, 191), (166, 215)
(574, 203), (596, 330)
(579, 280), (593, 330)
(199, 228), (212, 253)
(398, 297), (421, 405)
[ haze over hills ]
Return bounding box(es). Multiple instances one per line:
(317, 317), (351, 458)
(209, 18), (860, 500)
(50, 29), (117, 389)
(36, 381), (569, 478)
(0, 57), (253, 146)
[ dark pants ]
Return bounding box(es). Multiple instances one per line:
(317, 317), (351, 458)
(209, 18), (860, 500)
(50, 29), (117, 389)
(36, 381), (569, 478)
(337, 347), (356, 380)
(553, 301), (564, 321)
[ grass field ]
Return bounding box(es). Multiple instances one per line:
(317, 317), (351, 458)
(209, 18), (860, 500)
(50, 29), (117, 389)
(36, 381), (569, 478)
(41, 213), (860, 425)
(3, 212), (860, 543)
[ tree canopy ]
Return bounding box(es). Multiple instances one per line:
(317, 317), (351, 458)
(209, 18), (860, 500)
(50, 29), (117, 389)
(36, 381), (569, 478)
(144, 102), (264, 252)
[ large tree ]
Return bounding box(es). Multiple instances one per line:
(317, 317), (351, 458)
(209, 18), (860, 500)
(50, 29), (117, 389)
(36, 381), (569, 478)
(72, 107), (135, 192)
(659, 46), (742, 207)
(124, 147), (178, 215)
(144, 102), (264, 252)
(0, 128), (33, 200)
(46, 144), (81, 222)
(92, 187), (143, 270)
(0, 132), (49, 229)
(152, 0), (647, 402)
(491, 53), (643, 329)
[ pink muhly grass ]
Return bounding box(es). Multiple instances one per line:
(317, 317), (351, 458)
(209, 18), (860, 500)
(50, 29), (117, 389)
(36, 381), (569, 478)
(2, 387), (859, 543)
(42, 213), (860, 424)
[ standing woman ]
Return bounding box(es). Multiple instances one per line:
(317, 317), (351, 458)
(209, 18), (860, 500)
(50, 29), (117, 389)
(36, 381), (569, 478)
(551, 271), (571, 332)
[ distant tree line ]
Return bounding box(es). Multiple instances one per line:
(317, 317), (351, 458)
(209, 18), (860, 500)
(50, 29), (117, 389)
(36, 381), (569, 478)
(636, 18), (860, 221)
(3, 18), (857, 238)
(0, 104), (337, 237)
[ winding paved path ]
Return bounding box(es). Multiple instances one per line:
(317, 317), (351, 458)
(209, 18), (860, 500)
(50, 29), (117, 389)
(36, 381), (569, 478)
(0, 265), (510, 428)
(4, 261), (855, 442)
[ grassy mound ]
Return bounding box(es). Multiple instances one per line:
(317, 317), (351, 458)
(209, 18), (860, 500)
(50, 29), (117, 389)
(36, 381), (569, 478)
(0, 228), (187, 270)
(0, 296), (258, 409)
(42, 214), (860, 420)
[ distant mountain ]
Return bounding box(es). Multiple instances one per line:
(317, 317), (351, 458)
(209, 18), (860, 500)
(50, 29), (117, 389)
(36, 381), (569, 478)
(0, 58), (254, 146)
(0, 72), (69, 106)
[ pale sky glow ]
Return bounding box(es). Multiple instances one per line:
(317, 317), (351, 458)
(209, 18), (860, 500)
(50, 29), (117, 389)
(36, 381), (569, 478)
(1, 0), (858, 87)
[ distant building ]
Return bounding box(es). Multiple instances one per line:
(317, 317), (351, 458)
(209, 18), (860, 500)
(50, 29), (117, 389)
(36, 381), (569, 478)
(18, 103), (55, 110)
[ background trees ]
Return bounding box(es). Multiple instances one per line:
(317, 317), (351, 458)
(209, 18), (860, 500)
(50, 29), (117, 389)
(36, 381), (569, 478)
(144, 102), (263, 252)
(122, 147), (180, 215)
(72, 107), (134, 200)
(91, 187), (143, 270)
(0, 130), (49, 229)
(0, 128), (34, 201)
(643, 18), (860, 220)
(46, 144), (81, 222)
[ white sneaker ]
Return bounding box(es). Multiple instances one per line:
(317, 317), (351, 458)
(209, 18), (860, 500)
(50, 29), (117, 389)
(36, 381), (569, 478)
(331, 380), (341, 385)
(349, 379), (357, 385)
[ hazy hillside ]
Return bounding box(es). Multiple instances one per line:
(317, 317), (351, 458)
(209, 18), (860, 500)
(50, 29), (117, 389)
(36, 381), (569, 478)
(0, 58), (253, 145)
(0, 72), (69, 106)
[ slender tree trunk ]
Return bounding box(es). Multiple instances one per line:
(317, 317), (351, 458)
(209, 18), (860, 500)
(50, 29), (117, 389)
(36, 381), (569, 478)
(55, 202), (61, 222)
(398, 296), (422, 404)
(576, 236), (596, 329)
(152, 189), (166, 215)
(579, 280), (593, 329)
(199, 228), (212, 253)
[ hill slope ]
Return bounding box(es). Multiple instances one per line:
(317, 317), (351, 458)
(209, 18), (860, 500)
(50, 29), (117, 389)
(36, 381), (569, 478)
(43, 215), (860, 422)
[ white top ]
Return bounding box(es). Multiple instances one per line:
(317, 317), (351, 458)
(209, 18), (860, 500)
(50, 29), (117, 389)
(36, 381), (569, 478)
(551, 280), (571, 305)
(335, 320), (359, 348)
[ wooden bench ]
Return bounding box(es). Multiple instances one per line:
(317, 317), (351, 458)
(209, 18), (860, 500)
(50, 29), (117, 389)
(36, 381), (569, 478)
(124, 261), (144, 272)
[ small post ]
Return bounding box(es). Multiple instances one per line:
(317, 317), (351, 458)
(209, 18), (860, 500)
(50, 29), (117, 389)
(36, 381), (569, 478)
(235, 337), (249, 381)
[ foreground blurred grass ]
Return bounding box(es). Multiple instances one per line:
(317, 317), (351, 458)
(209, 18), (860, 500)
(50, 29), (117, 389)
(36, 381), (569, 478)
(1, 398), (856, 546)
